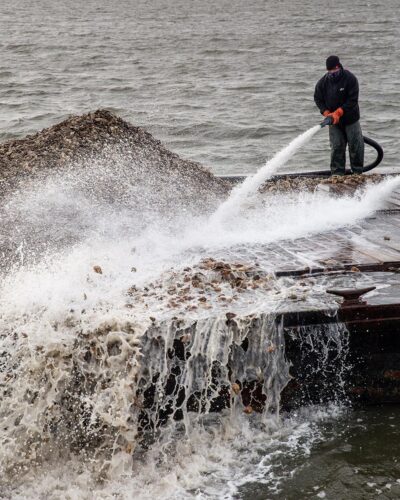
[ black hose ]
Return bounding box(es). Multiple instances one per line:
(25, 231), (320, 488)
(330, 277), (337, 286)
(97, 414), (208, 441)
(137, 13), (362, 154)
(362, 135), (384, 173)
(276, 135), (384, 178)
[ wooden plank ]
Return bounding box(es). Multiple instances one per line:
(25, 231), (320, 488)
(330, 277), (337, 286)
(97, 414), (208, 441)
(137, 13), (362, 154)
(275, 261), (400, 277)
(258, 202), (400, 276)
(385, 196), (400, 208)
(353, 232), (400, 255)
(381, 201), (400, 211)
(348, 243), (400, 263)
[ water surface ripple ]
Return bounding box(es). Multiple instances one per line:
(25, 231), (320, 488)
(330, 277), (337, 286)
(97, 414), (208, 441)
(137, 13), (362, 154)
(0, 0), (398, 174)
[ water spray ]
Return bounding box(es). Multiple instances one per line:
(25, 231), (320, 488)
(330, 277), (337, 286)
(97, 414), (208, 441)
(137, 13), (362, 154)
(211, 124), (322, 223)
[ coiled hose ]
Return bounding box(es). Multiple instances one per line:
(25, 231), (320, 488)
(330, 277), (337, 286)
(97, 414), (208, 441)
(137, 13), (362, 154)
(286, 134), (384, 178)
(312, 116), (385, 176)
(362, 136), (384, 173)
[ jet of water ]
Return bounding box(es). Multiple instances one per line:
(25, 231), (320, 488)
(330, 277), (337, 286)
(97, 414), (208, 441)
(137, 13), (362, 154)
(211, 125), (321, 224)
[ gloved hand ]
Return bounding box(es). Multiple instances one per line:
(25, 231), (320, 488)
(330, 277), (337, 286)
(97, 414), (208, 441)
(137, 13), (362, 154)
(328, 107), (344, 125)
(323, 110), (331, 117)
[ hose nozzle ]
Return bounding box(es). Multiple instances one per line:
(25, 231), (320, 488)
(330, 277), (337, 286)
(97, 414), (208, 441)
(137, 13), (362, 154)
(320, 116), (333, 128)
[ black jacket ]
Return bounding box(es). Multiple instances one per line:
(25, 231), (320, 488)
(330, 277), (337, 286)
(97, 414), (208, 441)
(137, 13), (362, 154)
(314, 68), (360, 126)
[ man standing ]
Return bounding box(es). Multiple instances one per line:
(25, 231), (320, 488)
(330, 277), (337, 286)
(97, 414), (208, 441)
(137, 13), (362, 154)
(314, 55), (364, 175)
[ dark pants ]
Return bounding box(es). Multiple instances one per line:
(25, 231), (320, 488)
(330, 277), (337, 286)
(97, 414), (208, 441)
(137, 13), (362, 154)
(329, 120), (364, 175)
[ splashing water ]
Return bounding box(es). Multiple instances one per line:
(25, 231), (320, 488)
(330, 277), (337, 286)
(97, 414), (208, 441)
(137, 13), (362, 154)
(1, 140), (400, 498)
(211, 125), (321, 224)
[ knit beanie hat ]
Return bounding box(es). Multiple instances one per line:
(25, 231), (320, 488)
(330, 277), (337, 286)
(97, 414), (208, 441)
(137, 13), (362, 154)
(326, 55), (340, 70)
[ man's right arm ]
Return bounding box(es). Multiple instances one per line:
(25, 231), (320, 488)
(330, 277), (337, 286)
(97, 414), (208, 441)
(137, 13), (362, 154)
(314, 80), (328, 115)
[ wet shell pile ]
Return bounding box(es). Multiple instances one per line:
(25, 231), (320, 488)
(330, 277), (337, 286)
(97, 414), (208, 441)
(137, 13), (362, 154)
(0, 109), (229, 203)
(260, 173), (383, 194)
(126, 257), (280, 317)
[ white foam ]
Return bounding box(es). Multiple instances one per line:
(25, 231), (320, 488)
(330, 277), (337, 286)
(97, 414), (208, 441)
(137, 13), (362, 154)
(2, 176), (400, 328)
(3, 404), (344, 500)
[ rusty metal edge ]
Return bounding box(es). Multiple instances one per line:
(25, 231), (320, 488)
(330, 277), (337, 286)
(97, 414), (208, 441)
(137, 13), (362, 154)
(281, 303), (400, 329)
(275, 261), (400, 278)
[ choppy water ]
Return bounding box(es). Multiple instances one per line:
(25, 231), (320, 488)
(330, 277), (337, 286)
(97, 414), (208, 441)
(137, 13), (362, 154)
(242, 406), (400, 500)
(0, 0), (399, 174)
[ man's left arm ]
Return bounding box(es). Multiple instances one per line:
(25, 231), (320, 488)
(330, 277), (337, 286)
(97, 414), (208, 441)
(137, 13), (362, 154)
(342, 74), (359, 113)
